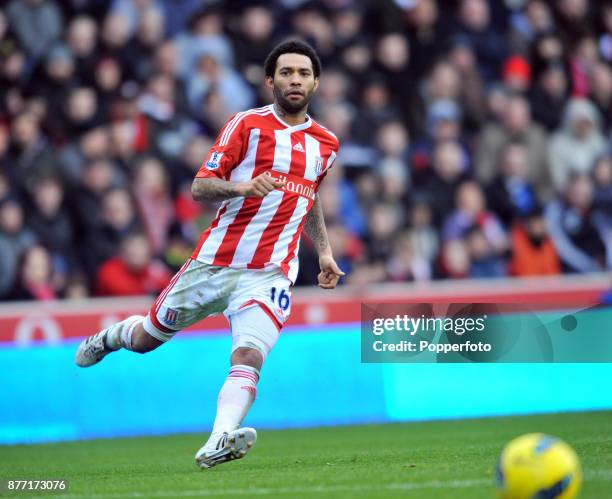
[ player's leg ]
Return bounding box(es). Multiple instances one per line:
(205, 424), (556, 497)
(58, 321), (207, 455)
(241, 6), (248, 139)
(75, 259), (215, 367)
(195, 303), (282, 469)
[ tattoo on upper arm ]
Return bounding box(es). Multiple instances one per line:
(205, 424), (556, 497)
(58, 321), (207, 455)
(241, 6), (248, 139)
(192, 178), (239, 202)
(304, 194), (330, 254)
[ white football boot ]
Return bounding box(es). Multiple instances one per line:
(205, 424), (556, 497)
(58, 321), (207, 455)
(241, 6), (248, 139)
(75, 328), (117, 367)
(195, 428), (257, 469)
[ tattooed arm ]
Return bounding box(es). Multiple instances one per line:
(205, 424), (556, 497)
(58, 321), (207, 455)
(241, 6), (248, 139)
(304, 194), (345, 289)
(191, 174), (286, 202)
(304, 193), (332, 256)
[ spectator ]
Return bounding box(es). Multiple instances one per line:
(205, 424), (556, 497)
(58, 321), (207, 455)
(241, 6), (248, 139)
(109, 120), (143, 171)
(96, 231), (171, 296)
(66, 15), (98, 79)
(123, 7), (165, 82)
(597, 3), (612, 63)
(174, 7), (233, 79)
(132, 155), (174, 255)
(63, 272), (89, 299)
(529, 63), (569, 132)
(530, 32), (566, 78)
(509, 209), (561, 276)
(475, 95), (549, 198)
(588, 62), (612, 134)
(34, 45), (78, 140)
(338, 40), (372, 96)
(312, 68), (351, 113)
(546, 174), (609, 272)
(411, 99), (470, 176)
(190, 51), (255, 119)
(352, 79), (401, 144)
(62, 86), (101, 139)
(99, 12), (131, 68)
(442, 181), (508, 256)
(423, 61), (461, 112)
(8, 245), (56, 300)
(446, 39), (487, 131)
(509, 0), (555, 52)
(231, 4), (276, 86)
(82, 187), (139, 280)
(57, 126), (110, 187)
(404, 0), (444, 80)
(387, 231), (431, 282)
(453, 0), (507, 82)
(555, 0), (593, 49)
(362, 201), (402, 265)
(465, 226), (507, 278)
(487, 142), (539, 226)
(548, 98), (607, 193)
(568, 35), (599, 97)
(70, 157), (121, 235)
(170, 134), (213, 195)
(374, 32), (421, 135)
(421, 139), (468, 223)
(7, 0), (63, 61)
(438, 238), (471, 279)
(94, 58), (123, 120)
(9, 112), (56, 191)
(26, 176), (77, 275)
(406, 199), (439, 266)
(0, 197), (37, 298)
(290, 3), (334, 59)
(150, 41), (190, 116)
(592, 155), (612, 220)
(375, 120), (410, 190)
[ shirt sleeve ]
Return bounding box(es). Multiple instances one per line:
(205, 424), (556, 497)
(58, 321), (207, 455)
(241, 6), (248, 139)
(195, 114), (249, 180)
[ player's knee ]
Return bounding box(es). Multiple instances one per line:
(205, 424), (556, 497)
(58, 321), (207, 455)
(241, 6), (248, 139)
(231, 347), (263, 370)
(131, 324), (163, 353)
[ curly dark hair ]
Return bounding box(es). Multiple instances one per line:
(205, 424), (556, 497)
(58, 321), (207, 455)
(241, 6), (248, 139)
(264, 40), (322, 78)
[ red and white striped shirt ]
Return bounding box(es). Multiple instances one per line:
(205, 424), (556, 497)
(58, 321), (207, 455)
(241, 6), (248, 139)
(191, 104), (339, 283)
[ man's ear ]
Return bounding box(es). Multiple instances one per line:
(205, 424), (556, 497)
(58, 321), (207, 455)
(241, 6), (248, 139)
(265, 76), (274, 89)
(313, 78), (320, 92)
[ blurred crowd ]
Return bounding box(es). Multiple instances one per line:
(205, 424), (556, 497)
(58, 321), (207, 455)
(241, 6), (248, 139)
(0, 0), (611, 301)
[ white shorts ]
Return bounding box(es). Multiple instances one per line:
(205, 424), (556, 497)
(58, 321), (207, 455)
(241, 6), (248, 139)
(143, 258), (292, 343)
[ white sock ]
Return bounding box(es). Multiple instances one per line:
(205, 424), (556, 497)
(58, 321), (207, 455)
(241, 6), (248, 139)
(104, 315), (144, 351)
(207, 365), (259, 445)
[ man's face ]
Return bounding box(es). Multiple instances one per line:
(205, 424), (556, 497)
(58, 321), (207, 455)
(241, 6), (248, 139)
(122, 235), (151, 272)
(267, 53), (318, 113)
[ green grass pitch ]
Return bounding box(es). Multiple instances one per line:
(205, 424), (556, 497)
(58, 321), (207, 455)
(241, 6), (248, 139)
(1, 411), (611, 498)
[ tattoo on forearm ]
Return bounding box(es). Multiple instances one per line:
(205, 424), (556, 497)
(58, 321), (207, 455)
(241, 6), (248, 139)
(305, 195), (330, 254)
(192, 178), (239, 202)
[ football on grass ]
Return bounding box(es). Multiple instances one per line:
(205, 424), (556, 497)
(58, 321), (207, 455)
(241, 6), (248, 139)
(495, 433), (581, 499)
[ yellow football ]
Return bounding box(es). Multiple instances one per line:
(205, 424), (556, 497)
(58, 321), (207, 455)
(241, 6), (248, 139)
(496, 433), (582, 499)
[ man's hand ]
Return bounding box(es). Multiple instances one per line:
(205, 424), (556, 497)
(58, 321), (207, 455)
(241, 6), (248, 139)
(317, 254), (345, 289)
(235, 173), (286, 198)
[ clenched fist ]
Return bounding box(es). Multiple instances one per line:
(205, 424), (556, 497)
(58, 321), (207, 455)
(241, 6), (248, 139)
(235, 173), (286, 198)
(318, 254), (345, 289)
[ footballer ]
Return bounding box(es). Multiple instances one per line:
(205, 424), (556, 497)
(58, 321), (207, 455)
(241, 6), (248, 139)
(75, 40), (344, 469)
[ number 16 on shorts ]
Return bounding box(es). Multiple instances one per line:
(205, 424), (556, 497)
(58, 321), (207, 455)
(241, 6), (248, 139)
(270, 287), (291, 312)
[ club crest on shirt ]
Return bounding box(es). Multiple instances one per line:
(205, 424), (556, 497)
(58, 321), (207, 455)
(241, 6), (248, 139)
(206, 151), (224, 170)
(164, 307), (179, 325)
(314, 156), (323, 175)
